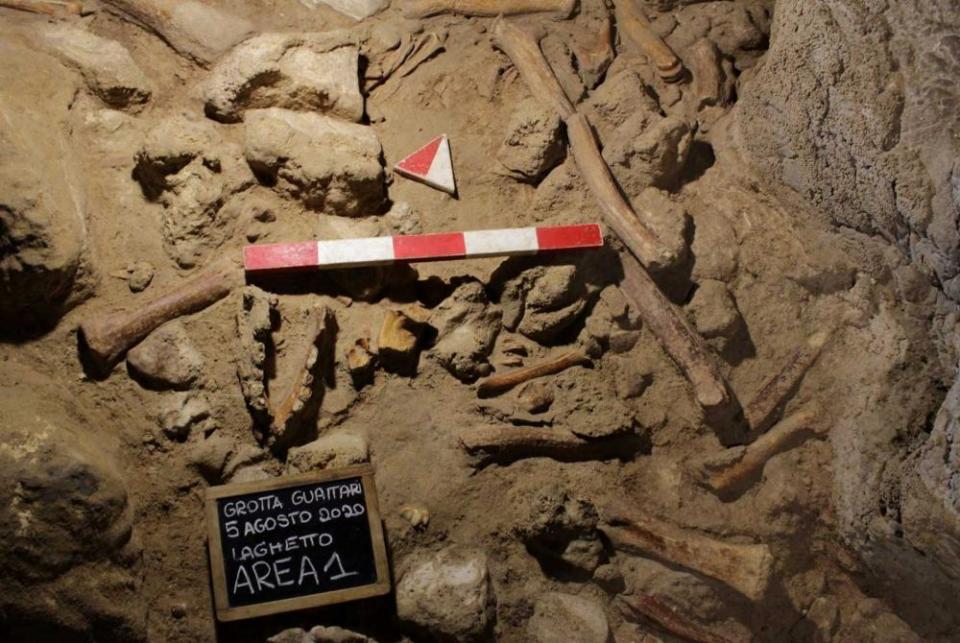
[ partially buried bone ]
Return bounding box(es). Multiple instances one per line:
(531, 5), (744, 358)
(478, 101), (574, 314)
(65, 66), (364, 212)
(704, 407), (823, 497)
(613, 0), (684, 82)
(600, 504), (773, 601)
(743, 331), (831, 438)
(476, 349), (590, 397)
(459, 426), (641, 466)
(80, 259), (241, 373)
(405, 0), (575, 19)
(618, 594), (734, 643)
(0, 0), (82, 15)
(490, 18), (734, 419)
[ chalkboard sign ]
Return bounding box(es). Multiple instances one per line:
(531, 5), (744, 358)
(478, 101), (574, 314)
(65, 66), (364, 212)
(205, 464), (390, 621)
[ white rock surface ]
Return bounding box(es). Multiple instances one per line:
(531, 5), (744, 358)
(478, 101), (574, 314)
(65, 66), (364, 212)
(396, 546), (496, 641)
(127, 322), (203, 389)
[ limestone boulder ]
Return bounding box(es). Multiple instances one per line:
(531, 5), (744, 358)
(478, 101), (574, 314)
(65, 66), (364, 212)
(203, 32), (364, 123)
(244, 108), (386, 216)
(429, 281), (502, 382)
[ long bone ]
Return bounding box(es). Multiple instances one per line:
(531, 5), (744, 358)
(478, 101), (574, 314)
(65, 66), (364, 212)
(459, 425), (641, 466)
(617, 594), (734, 643)
(404, 0), (575, 19)
(79, 261), (241, 372)
(490, 18), (733, 416)
(613, 0), (684, 82)
(600, 504), (774, 600)
(476, 349), (590, 397)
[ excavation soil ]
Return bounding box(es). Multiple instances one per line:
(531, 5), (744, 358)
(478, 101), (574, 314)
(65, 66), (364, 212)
(1, 1), (958, 642)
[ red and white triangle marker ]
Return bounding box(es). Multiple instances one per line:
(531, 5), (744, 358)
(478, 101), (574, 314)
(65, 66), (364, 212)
(394, 135), (456, 195)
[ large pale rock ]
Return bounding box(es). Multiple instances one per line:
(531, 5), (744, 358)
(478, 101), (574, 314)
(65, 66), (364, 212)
(244, 108), (386, 216)
(127, 321), (204, 389)
(102, 0), (254, 66)
(37, 23), (153, 110)
(0, 43), (88, 329)
(285, 432), (369, 473)
(528, 593), (610, 643)
(310, 0), (388, 20)
(496, 98), (565, 184)
(430, 282), (502, 382)
(203, 33), (364, 123)
(134, 115), (254, 267)
(0, 369), (144, 640)
(396, 546), (496, 642)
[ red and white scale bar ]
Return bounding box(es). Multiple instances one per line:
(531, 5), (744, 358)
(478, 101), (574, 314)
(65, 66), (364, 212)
(244, 224), (603, 273)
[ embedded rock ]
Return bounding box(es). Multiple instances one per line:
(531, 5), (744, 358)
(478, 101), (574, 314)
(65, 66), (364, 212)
(528, 593), (610, 643)
(126, 322), (204, 389)
(502, 265), (598, 345)
(429, 282), (502, 382)
(244, 108), (386, 216)
(314, 0), (389, 21)
(37, 23), (153, 110)
(0, 44), (89, 329)
(102, 0), (254, 66)
(157, 391), (215, 440)
(602, 112), (693, 196)
(203, 33), (364, 123)
(396, 546), (496, 642)
(584, 69), (661, 142)
(686, 279), (741, 347)
(496, 97), (565, 184)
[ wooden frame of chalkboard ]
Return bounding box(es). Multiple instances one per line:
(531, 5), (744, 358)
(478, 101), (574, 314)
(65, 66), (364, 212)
(205, 464), (390, 621)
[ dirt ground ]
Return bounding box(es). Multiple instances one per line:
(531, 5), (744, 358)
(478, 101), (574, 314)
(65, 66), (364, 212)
(1, 1), (959, 642)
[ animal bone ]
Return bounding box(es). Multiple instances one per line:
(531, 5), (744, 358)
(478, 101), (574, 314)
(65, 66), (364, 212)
(80, 260), (241, 372)
(618, 594), (734, 643)
(476, 349), (590, 397)
(0, 0), (82, 15)
(613, 0), (684, 82)
(459, 426), (640, 466)
(266, 306), (336, 444)
(600, 505), (774, 600)
(405, 0), (575, 19)
(743, 331), (831, 438)
(490, 18), (734, 417)
(705, 407), (823, 497)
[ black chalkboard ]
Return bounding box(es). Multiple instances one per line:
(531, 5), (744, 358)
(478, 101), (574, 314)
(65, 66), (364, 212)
(205, 464), (390, 621)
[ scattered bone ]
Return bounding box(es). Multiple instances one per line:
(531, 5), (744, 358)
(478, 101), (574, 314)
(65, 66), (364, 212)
(618, 593), (734, 643)
(265, 306), (337, 447)
(613, 0), (684, 82)
(346, 338), (375, 389)
(202, 33), (364, 123)
(405, 0), (575, 19)
(570, 12), (614, 89)
(705, 407), (823, 496)
(600, 506), (774, 600)
(400, 504), (430, 530)
(378, 309), (424, 375)
(459, 425), (640, 466)
(517, 381), (554, 413)
(0, 0), (81, 16)
(101, 0), (254, 67)
(743, 331), (832, 438)
(476, 349), (590, 397)
(688, 38), (733, 111)
(79, 260), (241, 372)
(236, 286), (277, 428)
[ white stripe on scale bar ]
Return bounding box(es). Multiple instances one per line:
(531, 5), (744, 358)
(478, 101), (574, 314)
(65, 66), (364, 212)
(316, 237), (395, 268)
(463, 227), (539, 257)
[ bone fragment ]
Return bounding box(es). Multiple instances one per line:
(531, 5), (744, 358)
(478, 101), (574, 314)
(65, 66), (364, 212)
(618, 594), (734, 643)
(267, 306), (336, 441)
(80, 260), (241, 372)
(0, 0), (82, 15)
(459, 425), (639, 465)
(476, 349), (589, 397)
(601, 506), (773, 600)
(706, 407), (822, 496)
(405, 0), (575, 19)
(490, 18), (733, 417)
(613, 0), (684, 82)
(743, 331), (831, 437)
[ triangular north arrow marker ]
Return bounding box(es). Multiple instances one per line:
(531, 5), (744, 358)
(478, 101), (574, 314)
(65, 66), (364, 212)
(394, 135), (456, 195)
